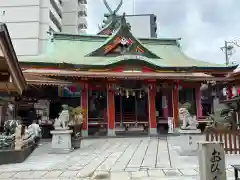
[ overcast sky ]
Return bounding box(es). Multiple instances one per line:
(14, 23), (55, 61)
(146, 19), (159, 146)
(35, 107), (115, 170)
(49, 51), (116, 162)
(87, 0), (240, 65)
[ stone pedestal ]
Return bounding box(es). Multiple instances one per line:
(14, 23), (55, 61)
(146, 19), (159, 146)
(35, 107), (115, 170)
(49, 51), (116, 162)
(198, 141), (226, 180)
(50, 129), (73, 154)
(149, 128), (157, 136)
(107, 129), (116, 136)
(177, 129), (204, 156)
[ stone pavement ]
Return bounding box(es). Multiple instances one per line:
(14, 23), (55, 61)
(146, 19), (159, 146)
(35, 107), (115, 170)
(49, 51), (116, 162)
(0, 136), (239, 180)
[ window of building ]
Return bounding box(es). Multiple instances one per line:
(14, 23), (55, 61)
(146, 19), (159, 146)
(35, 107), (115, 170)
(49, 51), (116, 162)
(78, 0), (87, 5)
(78, 23), (87, 29)
(78, 11), (87, 17)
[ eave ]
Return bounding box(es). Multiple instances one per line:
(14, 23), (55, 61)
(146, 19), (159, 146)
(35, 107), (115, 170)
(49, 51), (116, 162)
(20, 61), (237, 73)
(22, 68), (232, 82)
(0, 24), (27, 94)
(24, 73), (73, 86)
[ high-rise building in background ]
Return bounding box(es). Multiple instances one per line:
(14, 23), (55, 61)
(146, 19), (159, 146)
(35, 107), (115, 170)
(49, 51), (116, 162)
(125, 14), (157, 38)
(100, 13), (157, 38)
(62, 0), (87, 34)
(0, 0), (87, 58)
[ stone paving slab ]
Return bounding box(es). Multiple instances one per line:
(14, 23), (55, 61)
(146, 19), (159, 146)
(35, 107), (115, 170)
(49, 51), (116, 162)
(43, 171), (64, 178)
(0, 172), (17, 179)
(1, 137), (240, 173)
(0, 168), (235, 179)
(0, 137), (239, 180)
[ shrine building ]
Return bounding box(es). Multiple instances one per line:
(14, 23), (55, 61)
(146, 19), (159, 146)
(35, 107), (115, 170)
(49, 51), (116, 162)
(19, 11), (237, 136)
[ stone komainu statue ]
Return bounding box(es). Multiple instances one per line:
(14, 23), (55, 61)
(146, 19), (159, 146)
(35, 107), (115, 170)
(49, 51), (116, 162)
(179, 108), (199, 130)
(54, 104), (70, 129)
(3, 120), (19, 136)
(0, 120), (19, 150)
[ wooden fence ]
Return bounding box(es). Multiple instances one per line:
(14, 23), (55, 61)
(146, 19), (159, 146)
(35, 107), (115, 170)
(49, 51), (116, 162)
(205, 130), (240, 154)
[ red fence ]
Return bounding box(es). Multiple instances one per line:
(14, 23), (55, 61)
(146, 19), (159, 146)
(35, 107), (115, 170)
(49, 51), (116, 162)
(205, 130), (240, 154)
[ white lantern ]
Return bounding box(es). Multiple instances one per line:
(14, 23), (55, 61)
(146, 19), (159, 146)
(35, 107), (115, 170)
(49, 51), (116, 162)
(223, 87), (227, 96)
(126, 90), (129, 98)
(232, 87), (237, 96)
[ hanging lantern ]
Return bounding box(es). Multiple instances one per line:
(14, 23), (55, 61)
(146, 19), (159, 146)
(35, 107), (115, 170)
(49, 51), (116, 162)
(120, 89), (123, 96)
(223, 87), (227, 96)
(232, 87), (237, 97)
(126, 90), (129, 98)
(132, 91), (136, 96)
(200, 83), (208, 91)
(139, 91), (142, 99)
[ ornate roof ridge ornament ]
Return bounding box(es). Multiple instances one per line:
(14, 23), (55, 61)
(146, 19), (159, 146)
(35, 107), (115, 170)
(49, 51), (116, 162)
(103, 0), (123, 15)
(120, 12), (130, 30)
(98, 0), (123, 35)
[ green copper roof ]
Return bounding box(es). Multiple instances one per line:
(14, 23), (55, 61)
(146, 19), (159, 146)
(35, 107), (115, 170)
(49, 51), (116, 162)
(19, 12), (237, 71)
(19, 34), (237, 70)
(88, 14), (160, 59)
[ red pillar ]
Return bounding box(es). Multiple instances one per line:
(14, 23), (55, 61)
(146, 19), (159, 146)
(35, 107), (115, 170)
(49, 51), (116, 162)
(195, 86), (203, 118)
(80, 83), (88, 137)
(148, 83), (157, 135)
(172, 83), (179, 128)
(226, 86), (233, 100)
(107, 83), (115, 136)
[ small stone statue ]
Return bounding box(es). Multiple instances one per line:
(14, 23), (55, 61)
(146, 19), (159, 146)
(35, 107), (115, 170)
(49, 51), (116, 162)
(24, 126), (35, 140)
(14, 124), (23, 150)
(179, 108), (199, 130)
(54, 104), (69, 129)
(54, 117), (61, 129)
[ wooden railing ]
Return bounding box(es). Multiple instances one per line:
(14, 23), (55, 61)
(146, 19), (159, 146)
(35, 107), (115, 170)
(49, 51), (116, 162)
(205, 130), (240, 154)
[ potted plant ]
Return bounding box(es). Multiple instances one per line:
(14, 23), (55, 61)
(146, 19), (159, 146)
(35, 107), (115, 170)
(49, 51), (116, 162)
(68, 106), (84, 149)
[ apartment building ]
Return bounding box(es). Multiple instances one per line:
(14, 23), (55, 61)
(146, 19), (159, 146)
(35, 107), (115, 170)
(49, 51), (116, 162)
(62, 0), (87, 34)
(0, 0), (87, 57)
(100, 13), (157, 38)
(125, 14), (157, 38)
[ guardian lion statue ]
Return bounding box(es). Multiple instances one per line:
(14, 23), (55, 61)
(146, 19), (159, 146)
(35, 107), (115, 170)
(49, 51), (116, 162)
(179, 108), (198, 130)
(54, 104), (69, 129)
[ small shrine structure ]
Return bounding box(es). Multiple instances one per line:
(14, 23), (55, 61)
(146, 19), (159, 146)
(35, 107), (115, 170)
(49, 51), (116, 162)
(19, 1), (237, 136)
